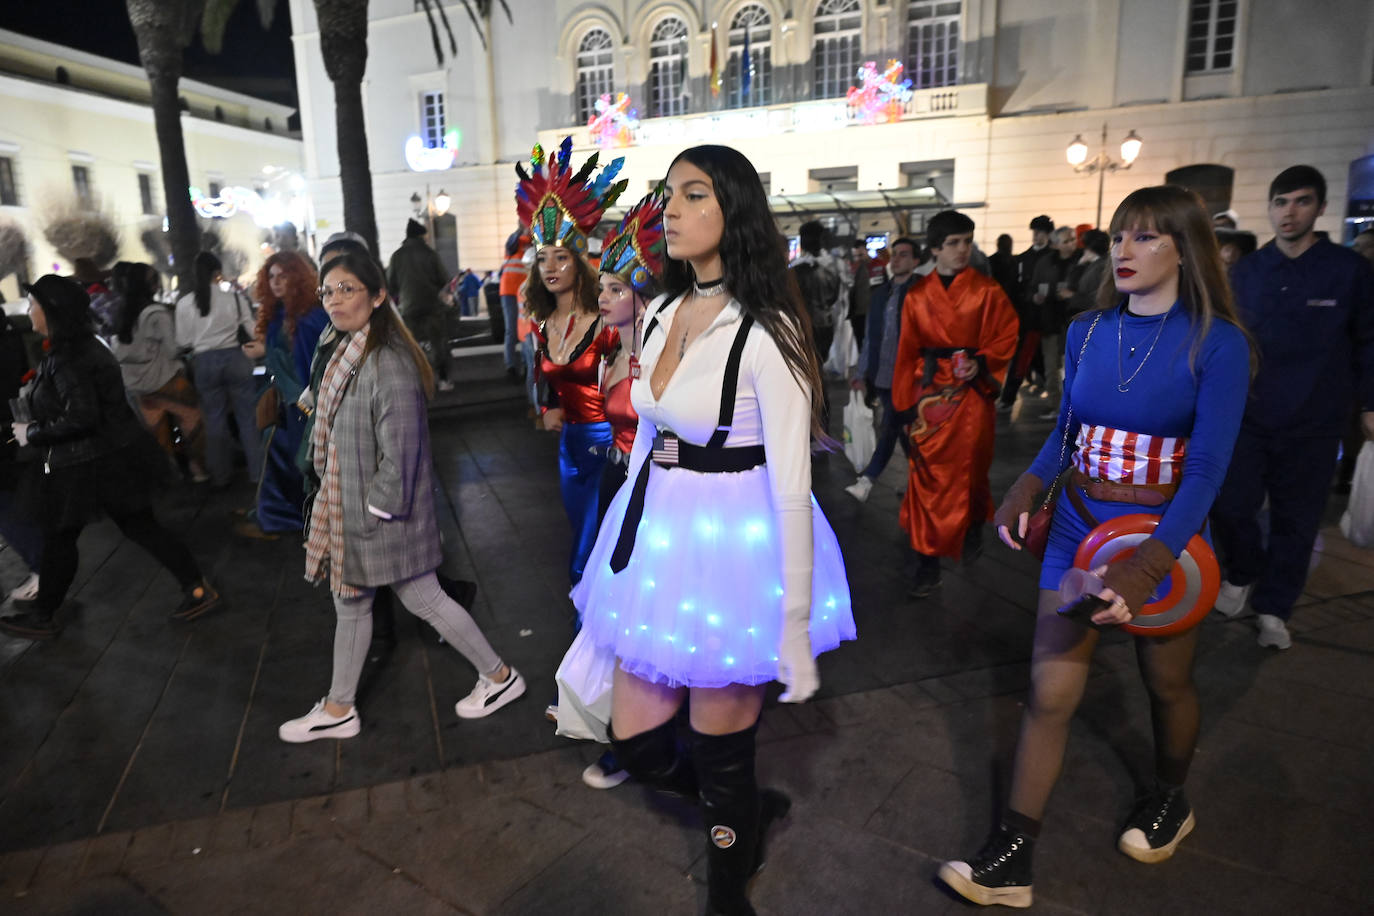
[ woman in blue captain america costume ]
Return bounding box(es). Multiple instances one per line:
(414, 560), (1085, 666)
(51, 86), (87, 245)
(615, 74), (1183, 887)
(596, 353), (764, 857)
(571, 145), (855, 916)
(939, 185), (1252, 908)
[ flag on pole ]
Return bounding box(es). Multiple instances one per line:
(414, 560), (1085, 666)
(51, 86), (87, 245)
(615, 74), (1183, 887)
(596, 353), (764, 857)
(741, 24), (753, 99)
(709, 22), (722, 98)
(679, 35), (691, 99)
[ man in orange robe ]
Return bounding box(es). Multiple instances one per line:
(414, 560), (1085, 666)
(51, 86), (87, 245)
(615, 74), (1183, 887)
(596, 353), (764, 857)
(893, 210), (1020, 597)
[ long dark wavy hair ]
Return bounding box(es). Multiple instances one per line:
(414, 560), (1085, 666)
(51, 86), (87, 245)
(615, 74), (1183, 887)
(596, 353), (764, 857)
(1094, 185), (1255, 376)
(192, 251), (222, 317)
(252, 250), (319, 343)
(661, 145), (829, 442)
(320, 253), (435, 398)
(523, 247), (600, 323)
(113, 262), (162, 344)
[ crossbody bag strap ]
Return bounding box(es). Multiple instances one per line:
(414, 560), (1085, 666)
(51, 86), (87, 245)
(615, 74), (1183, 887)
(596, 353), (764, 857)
(1042, 311), (1102, 507)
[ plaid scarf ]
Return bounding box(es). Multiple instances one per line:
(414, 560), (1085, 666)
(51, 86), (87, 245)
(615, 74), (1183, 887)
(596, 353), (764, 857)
(304, 325), (369, 597)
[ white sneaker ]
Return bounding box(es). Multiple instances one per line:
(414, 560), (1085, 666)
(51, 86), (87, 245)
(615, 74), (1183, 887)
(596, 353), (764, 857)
(278, 698), (361, 743)
(1256, 614), (1292, 650)
(1214, 580), (1252, 618)
(9, 573), (39, 602)
(456, 667), (527, 719)
(437, 379), (455, 392)
(845, 476), (874, 502)
(582, 751), (630, 789)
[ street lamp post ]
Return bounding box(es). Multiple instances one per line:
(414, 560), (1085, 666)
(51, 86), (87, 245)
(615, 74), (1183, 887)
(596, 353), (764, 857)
(1066, 123), (1143, 227)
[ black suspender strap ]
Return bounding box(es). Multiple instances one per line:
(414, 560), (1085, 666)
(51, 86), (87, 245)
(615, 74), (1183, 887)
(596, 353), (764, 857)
(706, 315), (754, 447)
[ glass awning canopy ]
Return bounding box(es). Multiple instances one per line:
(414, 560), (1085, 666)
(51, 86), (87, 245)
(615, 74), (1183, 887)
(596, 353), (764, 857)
(598, 185), (982, 230)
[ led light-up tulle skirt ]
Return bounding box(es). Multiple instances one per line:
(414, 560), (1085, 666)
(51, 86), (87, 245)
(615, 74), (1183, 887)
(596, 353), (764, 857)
(571, 462), (856, 689)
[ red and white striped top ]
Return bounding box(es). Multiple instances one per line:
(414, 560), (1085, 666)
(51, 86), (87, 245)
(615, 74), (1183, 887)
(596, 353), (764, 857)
(1072, 424), (1188, 484)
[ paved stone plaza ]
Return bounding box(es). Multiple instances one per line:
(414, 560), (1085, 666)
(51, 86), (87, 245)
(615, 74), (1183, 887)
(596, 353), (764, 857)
(1, 358), (1371, 915)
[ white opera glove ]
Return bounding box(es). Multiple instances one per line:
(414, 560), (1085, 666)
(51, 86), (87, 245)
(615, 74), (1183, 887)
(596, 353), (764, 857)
(777, 607), (817, 703)
(775, 497), (817, 703)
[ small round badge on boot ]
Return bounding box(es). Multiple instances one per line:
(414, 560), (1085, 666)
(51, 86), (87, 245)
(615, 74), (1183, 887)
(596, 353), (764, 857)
(710, 825), (737, 849)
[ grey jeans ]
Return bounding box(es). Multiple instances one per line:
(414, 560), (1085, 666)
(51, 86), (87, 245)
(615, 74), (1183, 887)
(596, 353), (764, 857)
(328, 571), (503, 706)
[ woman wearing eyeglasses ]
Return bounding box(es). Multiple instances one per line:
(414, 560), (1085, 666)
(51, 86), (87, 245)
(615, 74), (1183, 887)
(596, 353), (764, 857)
(277, 253), (525, 742)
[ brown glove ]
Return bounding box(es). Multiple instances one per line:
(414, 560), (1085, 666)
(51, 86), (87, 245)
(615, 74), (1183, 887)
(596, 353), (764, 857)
(994, 472), (1045, 542)
(1102, 536), (1176, 615)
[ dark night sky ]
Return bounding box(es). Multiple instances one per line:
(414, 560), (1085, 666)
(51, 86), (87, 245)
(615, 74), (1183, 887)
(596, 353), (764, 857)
(0, 1), (298, 108)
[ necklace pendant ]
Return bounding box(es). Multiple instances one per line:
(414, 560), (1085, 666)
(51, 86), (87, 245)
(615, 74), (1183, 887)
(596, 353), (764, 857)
(1117, 382), (1131, 393)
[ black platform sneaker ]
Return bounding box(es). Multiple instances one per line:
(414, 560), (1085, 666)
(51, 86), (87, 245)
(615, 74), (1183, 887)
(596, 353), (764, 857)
(938, 822), (1034, 908)
(1118, 784), (1195, 863)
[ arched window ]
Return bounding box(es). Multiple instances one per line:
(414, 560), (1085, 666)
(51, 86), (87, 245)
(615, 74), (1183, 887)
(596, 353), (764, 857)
(648, 17), (689, 118)
(905, 1), (960, 89)
(576, 28), (616, 124)
(727, 4), (773, 109)
(812, 0), (862, 99)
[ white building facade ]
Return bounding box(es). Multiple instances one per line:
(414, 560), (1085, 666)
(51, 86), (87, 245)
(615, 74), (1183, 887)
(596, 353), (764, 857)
(288, 0), (1374, 271)
(0, 29), (305, 301)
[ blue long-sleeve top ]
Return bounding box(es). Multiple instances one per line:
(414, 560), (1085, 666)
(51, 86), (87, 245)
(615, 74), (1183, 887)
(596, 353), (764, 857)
(1028, 302), (1251, 556)
(1230, 238), (1374, 437)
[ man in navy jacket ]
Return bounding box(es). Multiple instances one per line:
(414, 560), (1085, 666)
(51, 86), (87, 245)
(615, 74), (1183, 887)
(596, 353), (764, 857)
(845, 237), (920, 502)
(1211, 165), (1374, 649)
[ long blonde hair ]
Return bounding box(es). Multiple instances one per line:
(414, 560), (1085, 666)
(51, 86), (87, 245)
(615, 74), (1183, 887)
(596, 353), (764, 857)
(1094, 185), (1255, 375)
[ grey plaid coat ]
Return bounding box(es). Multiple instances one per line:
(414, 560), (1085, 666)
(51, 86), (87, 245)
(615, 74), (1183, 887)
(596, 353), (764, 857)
(323, 340), (442, 586)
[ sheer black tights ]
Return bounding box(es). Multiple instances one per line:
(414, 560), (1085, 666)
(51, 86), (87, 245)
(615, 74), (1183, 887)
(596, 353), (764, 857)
(1007, 589), (1200, 821)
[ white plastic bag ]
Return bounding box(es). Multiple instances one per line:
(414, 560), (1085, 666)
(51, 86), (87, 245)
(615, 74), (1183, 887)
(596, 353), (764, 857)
(1340, 441), (1374, 548)
(555, 627), (616, 742)
(825, 308), (858, 377)
(842, 390), (876, 473)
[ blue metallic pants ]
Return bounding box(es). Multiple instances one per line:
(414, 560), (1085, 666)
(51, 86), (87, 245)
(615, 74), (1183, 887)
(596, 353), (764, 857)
(560, 420), (612, 585)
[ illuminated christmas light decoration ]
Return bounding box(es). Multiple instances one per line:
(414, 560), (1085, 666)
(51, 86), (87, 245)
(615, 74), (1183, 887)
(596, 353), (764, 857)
(189, 185), (293, 228)
(587, 93), (639, 149)
(404, 127), (462, 172)
(846, 59), (913, 125)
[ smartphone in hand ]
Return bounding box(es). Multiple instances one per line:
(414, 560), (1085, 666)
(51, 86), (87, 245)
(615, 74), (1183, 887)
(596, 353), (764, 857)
(1058, 593), (1110, 620)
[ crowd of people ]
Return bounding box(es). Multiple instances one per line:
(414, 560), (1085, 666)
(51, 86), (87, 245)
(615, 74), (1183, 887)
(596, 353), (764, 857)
(0, 148), (1371, 915)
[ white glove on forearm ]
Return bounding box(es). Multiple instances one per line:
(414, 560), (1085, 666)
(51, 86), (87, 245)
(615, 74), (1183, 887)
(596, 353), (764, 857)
(775, 497), (817, 703)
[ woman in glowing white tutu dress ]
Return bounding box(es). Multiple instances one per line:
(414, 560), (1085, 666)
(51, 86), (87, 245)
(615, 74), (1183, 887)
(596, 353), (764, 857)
(571, 144), (855, 916)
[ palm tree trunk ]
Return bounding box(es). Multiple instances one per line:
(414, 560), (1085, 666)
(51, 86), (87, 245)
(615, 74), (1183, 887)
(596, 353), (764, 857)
(331, 75), (378, 257)
(316, 0), (379, 257)
(148, 69), (200, 291)
(127, 0), (201, 291)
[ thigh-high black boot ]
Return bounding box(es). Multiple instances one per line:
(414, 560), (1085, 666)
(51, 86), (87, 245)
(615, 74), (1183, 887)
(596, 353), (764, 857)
(692, 724), (791, 916)
(609, 717), (697, 798)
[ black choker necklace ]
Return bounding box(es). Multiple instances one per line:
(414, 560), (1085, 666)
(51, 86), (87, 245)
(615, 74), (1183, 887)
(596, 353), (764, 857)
(693, 276), (726, 298)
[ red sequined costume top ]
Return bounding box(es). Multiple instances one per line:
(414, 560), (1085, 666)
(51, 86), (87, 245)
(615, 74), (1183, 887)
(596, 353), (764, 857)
(603, 357), (638, 455)
(537, 321), (616, 424)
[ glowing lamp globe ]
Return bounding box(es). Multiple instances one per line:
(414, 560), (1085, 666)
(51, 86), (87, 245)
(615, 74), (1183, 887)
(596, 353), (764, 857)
(1066, 135), (1089, 167)
(1120, 130), (1143, 165)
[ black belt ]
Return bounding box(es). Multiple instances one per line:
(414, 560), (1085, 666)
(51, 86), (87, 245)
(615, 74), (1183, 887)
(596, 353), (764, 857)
(654, 437), (766, 472)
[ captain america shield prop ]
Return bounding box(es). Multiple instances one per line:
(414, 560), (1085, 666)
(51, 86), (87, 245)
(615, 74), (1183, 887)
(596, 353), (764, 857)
(1072, 513), (1221, 636)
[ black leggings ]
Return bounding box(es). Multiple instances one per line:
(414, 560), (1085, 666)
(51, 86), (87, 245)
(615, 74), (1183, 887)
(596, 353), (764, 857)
(37, 508), (202, 613)
(1007, 588), (1200, 821)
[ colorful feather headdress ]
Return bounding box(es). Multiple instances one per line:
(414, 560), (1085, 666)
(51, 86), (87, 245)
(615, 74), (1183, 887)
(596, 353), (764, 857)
(598, 185), (666, 294)
(515, 136), (627, 255)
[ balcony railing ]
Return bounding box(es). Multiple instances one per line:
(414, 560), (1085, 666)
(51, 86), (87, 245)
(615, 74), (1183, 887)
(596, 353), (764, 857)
(554, 83), (987, 151)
